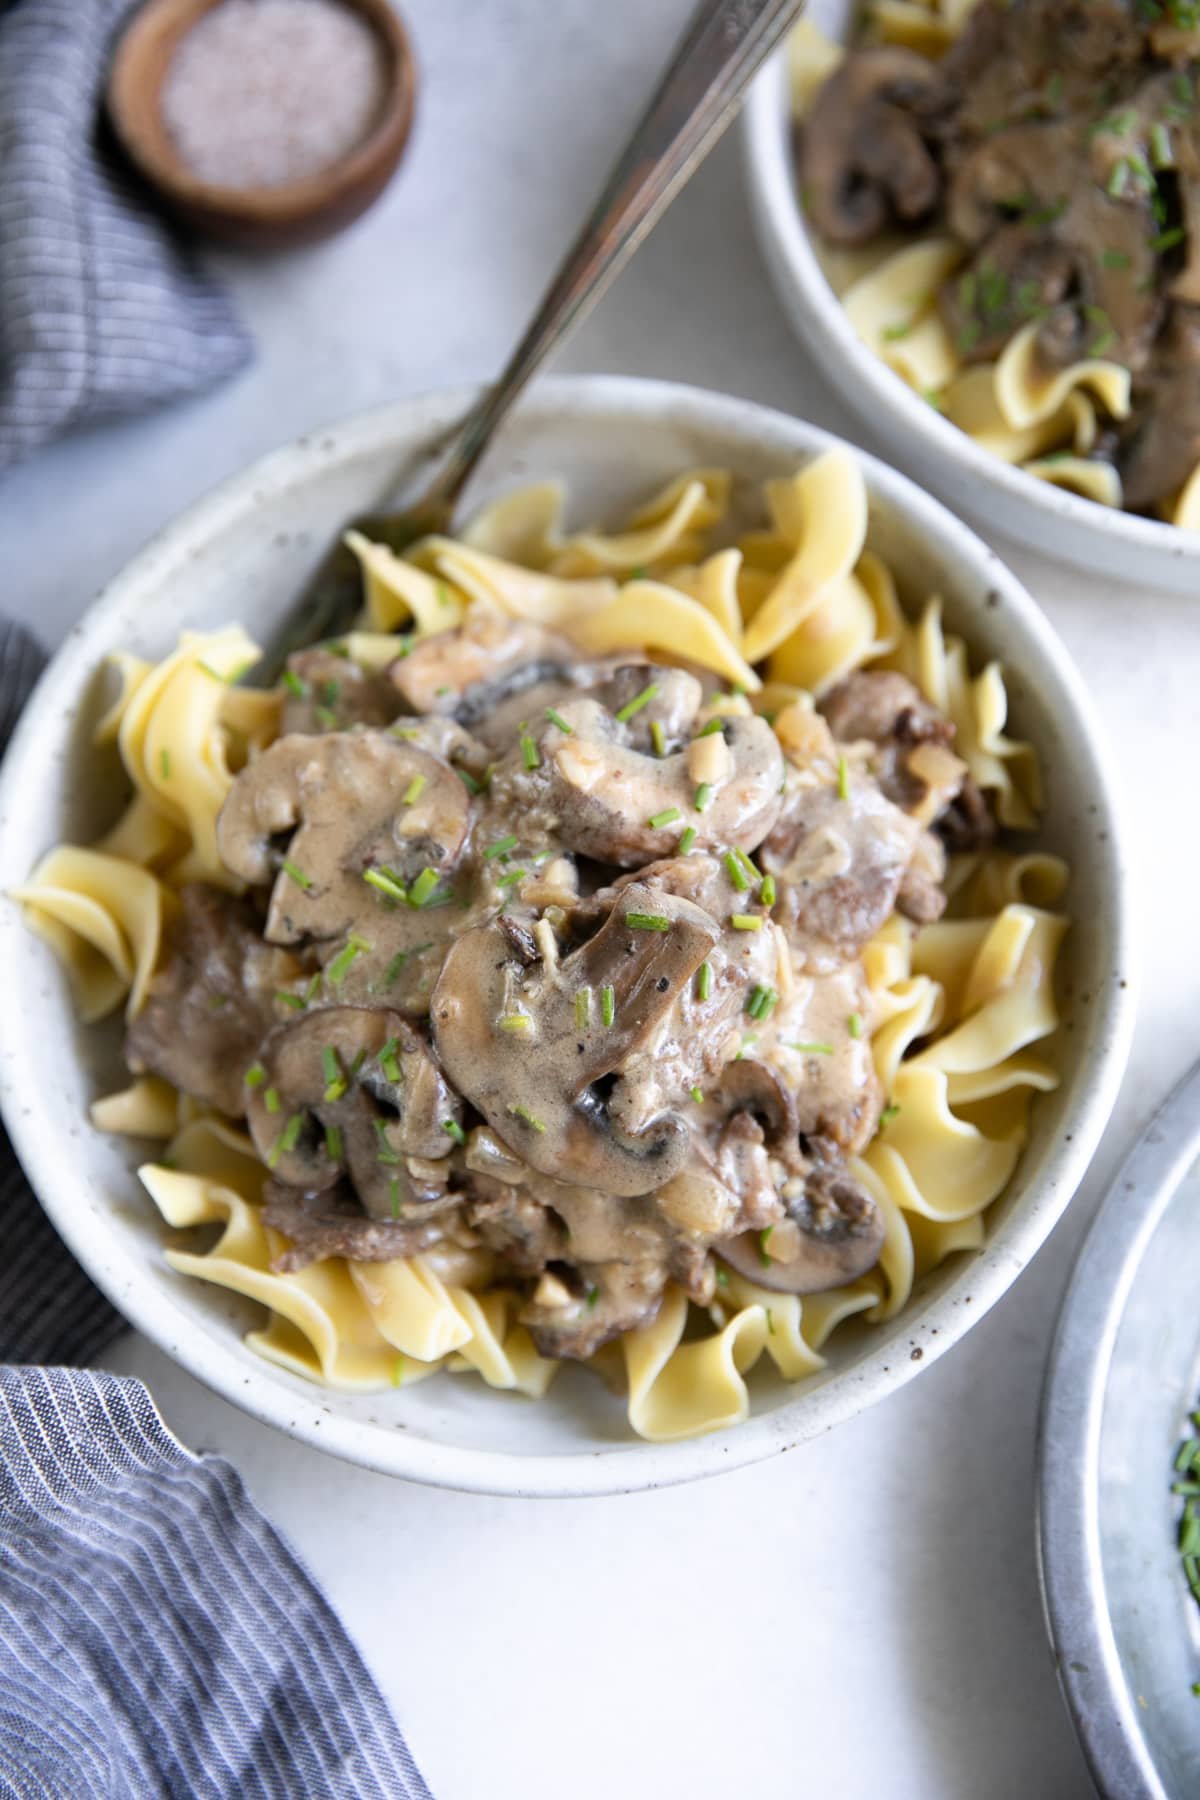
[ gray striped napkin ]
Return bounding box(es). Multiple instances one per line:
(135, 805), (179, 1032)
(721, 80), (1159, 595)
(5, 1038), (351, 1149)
(0, 621), (431, 1800)
(0, 0), (252, 470)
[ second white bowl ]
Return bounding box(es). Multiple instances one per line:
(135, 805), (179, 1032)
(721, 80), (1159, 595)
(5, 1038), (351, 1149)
(742, 26), (1200, 593)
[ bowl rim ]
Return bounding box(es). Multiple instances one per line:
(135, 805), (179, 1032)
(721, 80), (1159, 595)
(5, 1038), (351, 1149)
(0, 375), (1136, 1496)
(740, 47), (1200, 575)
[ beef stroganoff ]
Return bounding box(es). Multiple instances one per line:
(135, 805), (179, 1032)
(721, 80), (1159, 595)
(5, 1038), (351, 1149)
(793, 0), (1200, 524)
(15, 454), (1068, 1441)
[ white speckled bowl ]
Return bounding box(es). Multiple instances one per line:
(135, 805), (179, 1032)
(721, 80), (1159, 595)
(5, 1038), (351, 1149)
(742, 19), (1200, 592)
(0, 378), (1133, 1495)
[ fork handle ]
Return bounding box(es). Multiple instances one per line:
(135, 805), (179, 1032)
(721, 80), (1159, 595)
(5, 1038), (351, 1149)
(423, 0), (807, 511)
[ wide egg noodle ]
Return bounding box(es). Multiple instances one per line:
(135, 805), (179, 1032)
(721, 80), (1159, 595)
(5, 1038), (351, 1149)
(739, 448), (869, 664)
(623, 1284), (769, 1442)
(12, 845), (171, 1021)
(841, 239), (963, 394)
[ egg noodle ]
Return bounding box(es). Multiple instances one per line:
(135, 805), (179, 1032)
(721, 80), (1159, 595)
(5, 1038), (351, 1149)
(789, 9), (1200, 525)
(15, 452), (1068, 1442)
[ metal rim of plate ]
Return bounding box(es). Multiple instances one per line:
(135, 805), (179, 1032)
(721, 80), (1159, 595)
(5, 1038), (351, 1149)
(1038, 1060), (1200, 1800)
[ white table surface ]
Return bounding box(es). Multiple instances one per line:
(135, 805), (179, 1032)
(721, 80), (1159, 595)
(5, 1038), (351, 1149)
(5, 3), (1199, 1795)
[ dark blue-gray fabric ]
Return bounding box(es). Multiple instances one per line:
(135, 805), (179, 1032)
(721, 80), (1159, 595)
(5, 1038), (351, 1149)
(0, 0), (251, 469)
(0, 621), (430, 1800)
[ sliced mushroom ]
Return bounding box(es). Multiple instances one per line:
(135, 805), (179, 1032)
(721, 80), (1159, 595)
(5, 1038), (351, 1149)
(431, 883), (718, 1195)
(718, 1161), (884, 1295)
(800, 47), (955, 246)
(262, 1180), (461, 1271)
(496, 695), (783, 868)
(245, 1006), (462, 1221)
(280, 647), (401, 736)
(520, 1253), (672, 1361)
(125, 885), (306, 1116)
(390, 614), (576, 717)
(591, 664), (704, 753)
(760, 770), (934, 973)
(216, 731), (471, 945)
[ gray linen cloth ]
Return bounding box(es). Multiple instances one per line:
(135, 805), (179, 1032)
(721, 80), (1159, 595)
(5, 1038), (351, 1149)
(0, 0), (251, 469)
(0, 622), (431, 1799)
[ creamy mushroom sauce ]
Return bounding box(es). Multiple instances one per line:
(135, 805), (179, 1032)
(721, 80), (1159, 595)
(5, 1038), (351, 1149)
(799, 0), (1200, 517)
(126, 618), (989, 1362)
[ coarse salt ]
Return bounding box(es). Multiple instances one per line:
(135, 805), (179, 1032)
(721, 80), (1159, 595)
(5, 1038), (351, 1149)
(162, 0), (389, 191)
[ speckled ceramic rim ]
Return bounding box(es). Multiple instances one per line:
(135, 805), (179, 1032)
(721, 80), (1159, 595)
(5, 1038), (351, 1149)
(741, 52), (1200, 593)
(0, 377), (1135, 1496)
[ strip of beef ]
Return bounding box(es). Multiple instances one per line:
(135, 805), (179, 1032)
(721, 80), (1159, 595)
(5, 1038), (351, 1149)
(262, 1181), (462, 1271)
(126, 885), (305, 1116)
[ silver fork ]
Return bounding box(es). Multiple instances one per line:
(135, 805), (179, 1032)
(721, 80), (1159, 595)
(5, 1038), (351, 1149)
(257, 0), (807, 679)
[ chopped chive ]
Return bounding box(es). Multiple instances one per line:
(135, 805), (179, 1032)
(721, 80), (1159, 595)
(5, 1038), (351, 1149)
(696, 962), (713, 1002)
(378, 1037), (403, 1083)
(281, 669), (308, 699)
(694, 782), (712, 813)
(586, 1285), (600, 1309)
(244, 1062), (267, 1088)
(373, 1119), (401, 1165)
(601, 985), (616, 1028)
(402, 774), (427, 806)
(694, 718), (725, 739)
(690, 1086), (704, 1104)
(321, 1046), (340, 1086)
(379, 949), (408, 989)
(391, 727), (421, 741)
(544, 708), (572, 733)
(759, 1226), (774, 1267)
(264, 1086), (281, 1114)
(276, 990), (306, 1011)
(880, 1103), (901, 1126)
(498, 1013), (532, 1033)
(747, 985), (778, 1020)
(267, 1112), (304, 1169)
(507, 1102), (546, 1133)
(730, 914), (761, 931)
(314, 705), (337, 730)
(848, 1012), (864, 1039)
(1152, 225), (1186, 252)
(678, 826), (697, 855)
(484, 834), (519, 861)
(614, 682), (660, 723)
(648, 807), (682, 829)
(626, 912), (671, 931)
(495, 868), (528, 889)
(456, 767), (482, 794)
(575, 987), (592, 1030)
(281, 858), (312, 891)
(715, 1265), (729, 1288)
(882, 319), (912, 342)
(1107, 159), (1131, 198)
(407, 867), (441, 907)
(789, 1040), (834, 1055)
(735, 847), (759, 882)
(324, 1122), (343, 1162)
(158, 748), (171, 780)
(1151, 122), (1174, 169)
(724, 850), (750, 892)
(1176, 1438), (1200, 1473)
(443, 1118), (466, 1146)
(327, 934), (369, 985)
(837, 756), (850, 802)
(650, 719), (667, 757)
(435, 580), (454, 609)
(363, 867), (408, 904)
(1101, 249), (1131, 269)
(760, 872), (776, 907)
(389, 1179), (401, 1220)
(520, 734), (540, 770)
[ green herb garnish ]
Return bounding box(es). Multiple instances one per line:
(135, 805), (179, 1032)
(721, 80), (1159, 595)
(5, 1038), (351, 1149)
(575, 987), (592, 1030)
(760, 872), (776, 907)
(498, 1013), (532, 1033)
(626, 912), (671, 931)
(678, 825), (697, 855)
(373, 1119), (401, 1165)
(520, 734), (540, 771)
(848, 1012), (864, 1039)
(281, 858), (312, 891)
(244, 1062), (267, 1088)
(407, 867), (441, 908)
(325, 1123), (343, 1162)
(694, 782), (712, 813)
(545, 708), (572, 733)
(327, 934), (370, 985)
(759, 1226), (774, 1267)
(695, 962), (713, 1003)
(282, 669), (308, 699)
(730, 914), (762, 931)
(789, 1040), (834, 1055)
(363, 867), (407, 904)
(650, 719), (667, 757)
(648, 807), (682, 829)
(442, 1118), (466, 1146)
(507, 1102), (546, 1133)
(614, 682), (660, 723)
(724, 850), (750, 892)
(600, 985), (616, 1027)
(484, 835), (518, 860)
(837, 756), (850, 802)
(402, 773), (427, 806)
